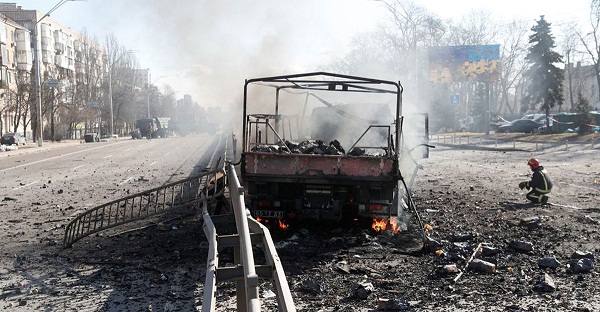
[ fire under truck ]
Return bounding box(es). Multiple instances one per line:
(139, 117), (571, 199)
(240, 72), (429, 224)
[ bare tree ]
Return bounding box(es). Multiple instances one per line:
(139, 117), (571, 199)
(577, 0), (600, 105)
(159, 85), (177, 119)
(560, 21), (589, 112)
(495, 19), (530, 116)
(326, 32), (391, 76)
(104, 33), (141, 135)
(446, 10), (499, 46)
(13, 72), (32, 135)
(61, 30), (106, 138)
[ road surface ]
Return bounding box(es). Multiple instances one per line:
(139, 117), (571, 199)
(0, 133), (226, 311)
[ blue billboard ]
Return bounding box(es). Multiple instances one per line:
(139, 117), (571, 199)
(428, 45), (500, 83)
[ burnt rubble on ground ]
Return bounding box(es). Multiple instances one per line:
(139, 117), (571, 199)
(251, 139), (385, 156)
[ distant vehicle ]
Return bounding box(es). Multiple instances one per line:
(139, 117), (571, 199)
(130, 129), (142, 139)
(83, 133), (99, 143)
(521, 114), (546, 122)
(102, 133), (118, 139)
(1, 133), (26, 145)
(458, 116), (475, 132)
(490, 116), (509, 131)
(497, 119), (543, 133)
(135, 117), (171, 139)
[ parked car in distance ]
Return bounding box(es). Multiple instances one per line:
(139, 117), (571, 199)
(1, 132), (26, 145)
(490, 116), (509, 131)
(521, 113), (546, 122)
(102, 133), (118, 139)
(130, 129), (142, 139)
(84, 133), (99, 143)
(497, 119), (543, 133)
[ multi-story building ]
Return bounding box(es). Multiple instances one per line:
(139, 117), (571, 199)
(0, 11), (29, 136)
(0, 3), (105, 140)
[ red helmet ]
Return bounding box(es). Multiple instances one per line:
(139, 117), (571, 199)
(527, 158), (540, 169)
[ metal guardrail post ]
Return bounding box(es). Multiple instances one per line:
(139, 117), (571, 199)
(200, 164), (295, 311)
(228, 163), (261, 312)
(202, 204), (218, 312)
(247, 218), (296, 312)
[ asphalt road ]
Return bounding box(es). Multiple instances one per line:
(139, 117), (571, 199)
(1, 132), (226, 222)
(0, 133), (227, 310)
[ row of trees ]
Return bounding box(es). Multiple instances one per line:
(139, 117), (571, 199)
(326, 0), (600, 133)
(0, 31), (202, 141)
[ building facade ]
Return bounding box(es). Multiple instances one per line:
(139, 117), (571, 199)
(0, 3), (105, 140)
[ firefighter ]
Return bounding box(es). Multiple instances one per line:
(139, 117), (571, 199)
(519, 158), (553, 204)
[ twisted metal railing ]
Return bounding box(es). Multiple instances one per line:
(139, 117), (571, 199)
(63, 168), (225, 247)
(201, 163), (296, 312)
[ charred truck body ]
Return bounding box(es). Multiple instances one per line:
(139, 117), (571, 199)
(241, 72), (429, 223)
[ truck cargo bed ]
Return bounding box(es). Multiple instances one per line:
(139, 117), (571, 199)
(243, 152), (396, 181)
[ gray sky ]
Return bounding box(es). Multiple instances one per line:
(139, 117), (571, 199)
(14, 0), (591, 110)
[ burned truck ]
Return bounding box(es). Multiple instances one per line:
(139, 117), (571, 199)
(240, 72), (429, 224)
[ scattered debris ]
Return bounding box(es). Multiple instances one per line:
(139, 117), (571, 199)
(572, 250), (595, 260)
(520, 216), (542, 229)
(336, 261), (351, 274)
(509, 240), (534, 253)
(480, 244), (499, 256)
(534, 273), (556, 292)
(441, 264), (461, 274)
(568, 258), (595, 273)
(377, 298), (410, 310)
(538, 257), (561, 269)
(353, 281), (374, 300)
(583, 215), (599, 225)
(468, 258), (496, 274)
(453, 243), (483, 283)
(299, 279), (326, 295)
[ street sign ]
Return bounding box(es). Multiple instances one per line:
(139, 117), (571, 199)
(450, 94), (460, 105)
(47, 79), (60, 88)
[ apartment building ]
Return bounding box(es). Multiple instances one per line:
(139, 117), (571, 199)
(0, 3), (104, 140)
(0, 11), (28, 136)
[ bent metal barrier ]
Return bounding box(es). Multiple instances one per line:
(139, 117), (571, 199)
(63, 169), (225, 247)
(201, 163), (296, 312)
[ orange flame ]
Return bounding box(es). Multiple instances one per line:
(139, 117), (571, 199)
(389, 217), (401, 234)
(372, 218), (387, 232)
(278, 219), (289, 230)
(372, 217), (402, 233)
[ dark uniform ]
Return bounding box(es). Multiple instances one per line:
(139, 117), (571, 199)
(520, 164), (553, 204)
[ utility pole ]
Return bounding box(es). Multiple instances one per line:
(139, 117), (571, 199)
(33, 0), (82, 146)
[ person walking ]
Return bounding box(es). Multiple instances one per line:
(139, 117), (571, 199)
(519, 158), (553, 204)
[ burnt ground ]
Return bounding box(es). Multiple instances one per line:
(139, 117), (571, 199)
(1, 137), (599, 311)
(276, 140), (600, 312)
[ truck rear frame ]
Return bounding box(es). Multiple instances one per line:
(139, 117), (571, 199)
(240, 72), (424, 223)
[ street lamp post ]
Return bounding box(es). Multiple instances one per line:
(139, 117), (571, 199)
(108, 50), (135, 136)
(146, 68), (150, 118)
(146, 70), (164, 119)
(33, 0), (80, 147)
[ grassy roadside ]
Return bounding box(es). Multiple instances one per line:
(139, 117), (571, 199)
(434, 132), (600, 143)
